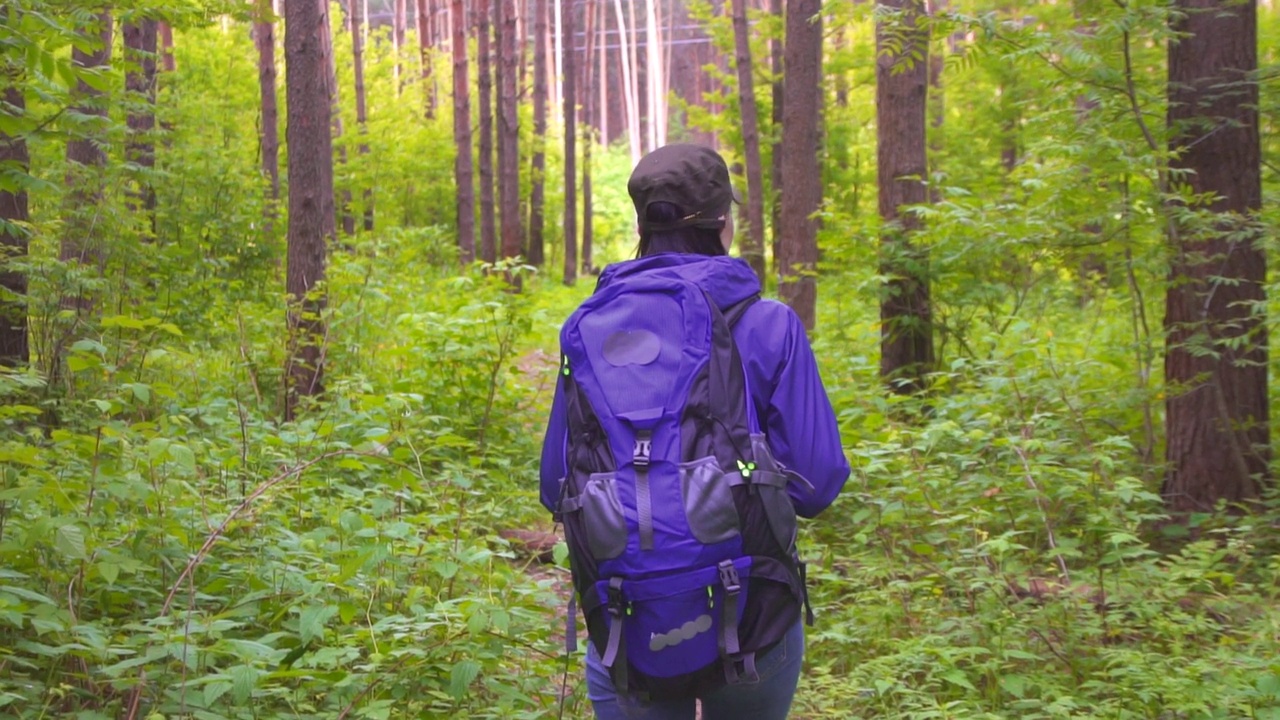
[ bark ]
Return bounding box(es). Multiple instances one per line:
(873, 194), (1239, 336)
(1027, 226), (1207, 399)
(731, 0), (766, 281)
(1163, 0), (1268, 512)
(322, 3), (355, 237)
(395, 0), (408, 91)
(582, 0), (598, 274)
(528, 0), (548, 267)
(284, 0), (335, 418)
(769, 0), (784, 269)
(877, 0), (934, 392)
(778, 0), (819, 330)
(477, 0), (497, 263)
(60, 9), (112, 319)
(353, 0), (374, 231)
(418, 0), (435, 118)
(123, 18), (158, 226)
(563, 0), (578, 286)
(452, 0), (477, 263)
(598, 2), (608, 144)
(0, 82), (29, 368)
(497, 0), (522, 278)
(254, 0), (280, 236)
(159, 21), (175, 72)
(613, 0), (640, 164)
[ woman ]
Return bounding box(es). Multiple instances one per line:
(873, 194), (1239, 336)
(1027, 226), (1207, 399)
(540, 144), (849, 720)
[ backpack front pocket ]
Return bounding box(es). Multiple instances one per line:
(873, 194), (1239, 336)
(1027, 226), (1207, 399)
(580, 472), (628, 560)
(679, 456), (741, 545)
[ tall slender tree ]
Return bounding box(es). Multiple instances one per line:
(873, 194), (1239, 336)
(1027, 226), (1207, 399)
(352, 0), (373, 231)
(284, 0), (336, 418)
(452, 0), (477, 263)
(497, 0), (521, 275)
(322, 4), (355, 237)
(563, 0), (578, 285)
(0, 77), (29, 367)
(394, 0), (408, 91)
(254, 0), (280, 236)
(418, 0), (436, 118)
(731, 0), (766, 281)
(528, 0), (548, 267)
(123, 15), (158, 227)
(778, 0), (820, 329)
(613, 0), (640, 164)
(477, 0), (497, 263)
(581, 0), (598, 275)
(769, 0), (784, 267)
(876, 0), (934, 392)
(1163, 0), (1268, 512)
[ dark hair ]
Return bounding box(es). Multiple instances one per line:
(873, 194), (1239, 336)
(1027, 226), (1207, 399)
(636, 202), (727, 258)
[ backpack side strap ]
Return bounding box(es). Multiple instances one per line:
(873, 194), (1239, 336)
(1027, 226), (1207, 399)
(722, 293), (761, 330)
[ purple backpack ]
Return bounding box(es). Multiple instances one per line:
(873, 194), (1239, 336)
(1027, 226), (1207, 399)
(555, 272), (810, 699)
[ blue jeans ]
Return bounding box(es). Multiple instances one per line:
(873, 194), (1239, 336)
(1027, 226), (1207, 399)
(584, 621), (805, 720)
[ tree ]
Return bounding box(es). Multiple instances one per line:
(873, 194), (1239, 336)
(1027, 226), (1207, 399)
(395, 0), (408, 90)
(876, 0), (934, 392)
(0, 78), (29, 368)
(254, 0), (280, 237)
(353, 0), (374, 230)
(477, 0), (497, 263)
(452, 0), (476, 263)
(581, 0), (598, 275)
(284, 0), (336, 418)
(731, 0), (766, 281)
(418, 0), (436, 118)
(612, 0), (640, 164)
(497, 0), (521, 275)
(769, 0), (784, 268)
(123, 15), (158, 227)
(321, 3), (354, 237)
(563, 0), (578, 286)
(1162, 0), (1268, 512)
(778, 0), (819, 330)
(528, 0), (548, 267)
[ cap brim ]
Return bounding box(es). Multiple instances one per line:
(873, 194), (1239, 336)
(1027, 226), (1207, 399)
(731, 185), (743, 204)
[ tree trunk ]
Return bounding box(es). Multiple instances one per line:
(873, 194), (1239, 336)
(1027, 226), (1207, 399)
(477, 0), (497, 263)
(769, 0), (784, 270)
(778, 0), (819, 330)
(60, 10), (112, 320)
(322, 3), (355, 238)
(528, 0), (548, 267)
(598, 2), (608, 144)
(353, 0), (374, 231)
(159, 21), (175, 72)
(731, 0), (766, 281)
(452, 0), (477, 263)
(613, 0), (640, 164)
(123, 18), (158, 229)
(254, 0), (281, 236)
(497, 0), (522, 278)
(563, 0), (578, 286)
(0, 82), (29, 368)
(284, 0), (335, 419)
(877, 0), (934, 392)
(582, 0), (597, 275)
(418, 0), (435, 118)
(395, 0), (407, 91)
(1163, 0), (1268, 512)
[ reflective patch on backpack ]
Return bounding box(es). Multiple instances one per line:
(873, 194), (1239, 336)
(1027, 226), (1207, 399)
(649, 613), (713, 651)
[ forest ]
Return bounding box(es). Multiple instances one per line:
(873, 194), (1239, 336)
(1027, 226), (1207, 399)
(0, 0), (1278, 717)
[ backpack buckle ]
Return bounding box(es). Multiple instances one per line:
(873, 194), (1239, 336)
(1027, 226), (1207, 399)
(632, 430), (652, 468)
(606, 577), (626, 617)
(717, 559), (741, 594)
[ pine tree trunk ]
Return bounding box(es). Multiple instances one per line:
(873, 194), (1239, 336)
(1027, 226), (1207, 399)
(353, 0), (374, 231)
(497, 0), (522, 279)
(731, 0), (765, 281)
(60, 10), (112, 319)
(0, 81), (29, 368)
(778, 0), (819, 330)
(876, 0), (934, 392)
(769, 0), (784, 269)
(159, 21), (175, 72)
(477, 0), (497, 263)
(1163, 0), (1268, 512)
(452, 0), (477, 263)
(395, 0), (407, 91)
(322, 4), (355, 238)
(123, 18), (158, 229)
(563, 0), (578, 286)
(582, 0), (597, 275)
(598, 2), (608, 144)
(284, 0), (336, 418)
(613, 0), (640, 164)
(254, 0), (281, 236)
(418, 0), (435, 118)
(528, 0), (548, 267)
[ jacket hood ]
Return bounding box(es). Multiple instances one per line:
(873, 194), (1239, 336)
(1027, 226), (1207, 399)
(595, 254), (761, 311)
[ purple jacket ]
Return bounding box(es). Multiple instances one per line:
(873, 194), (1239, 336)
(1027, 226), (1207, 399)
(539, 253), (850, 519)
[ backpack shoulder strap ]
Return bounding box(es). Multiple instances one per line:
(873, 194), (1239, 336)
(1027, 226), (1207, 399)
(722, 293), (760, 330)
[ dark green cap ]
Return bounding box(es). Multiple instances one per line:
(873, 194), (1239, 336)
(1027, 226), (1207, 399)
(627, 144), (742, 233)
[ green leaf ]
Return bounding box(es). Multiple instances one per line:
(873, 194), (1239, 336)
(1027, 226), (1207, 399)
(55, 524), (87, 560)
(229, 665), (257, 703)
(298, 605), (337, 644)
(448, 660), (481, 700)
(553, 541), (569, 566)
(167, 444), (197, 474)
(97, 561), (119, 586)
(203, 679), (233, 706)
(941, 669), (976, 691)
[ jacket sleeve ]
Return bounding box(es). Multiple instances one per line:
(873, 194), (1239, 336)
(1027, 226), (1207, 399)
(539, 372), (568, 513)
(761, 313), (850, 519)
